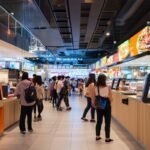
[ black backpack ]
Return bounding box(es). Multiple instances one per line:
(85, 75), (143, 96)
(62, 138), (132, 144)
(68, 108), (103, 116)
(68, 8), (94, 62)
(24, 83), (37, 103)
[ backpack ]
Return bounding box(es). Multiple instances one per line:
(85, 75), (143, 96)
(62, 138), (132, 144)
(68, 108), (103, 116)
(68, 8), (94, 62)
(24, 83), (37, 103)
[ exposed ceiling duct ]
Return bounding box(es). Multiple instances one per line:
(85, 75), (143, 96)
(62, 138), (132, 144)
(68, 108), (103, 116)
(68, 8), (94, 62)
(116, 0), (144, 26)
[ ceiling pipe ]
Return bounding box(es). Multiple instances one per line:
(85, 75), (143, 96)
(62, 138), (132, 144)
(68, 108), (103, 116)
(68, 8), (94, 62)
(116, 0), (144, 26)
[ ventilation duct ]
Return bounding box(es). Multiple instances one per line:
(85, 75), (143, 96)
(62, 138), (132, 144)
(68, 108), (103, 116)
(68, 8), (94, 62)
(116, 0), (144, 26)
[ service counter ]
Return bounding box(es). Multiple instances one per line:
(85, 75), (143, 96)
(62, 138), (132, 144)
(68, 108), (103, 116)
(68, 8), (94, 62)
(0, 98), (20, 131)
(112, 90), (150, 149)
(0, 101), (4, 135)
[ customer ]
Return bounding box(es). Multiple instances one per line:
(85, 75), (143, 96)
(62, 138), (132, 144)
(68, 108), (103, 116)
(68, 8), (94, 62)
(36, 75), (45, 121)
(15, 72), (35, 134)
(51, 76), (57, 107)
(32, 74), (38, 120)
(81, 74), (96, 122)
(94, 74), (113, 142)
(56, 76), (64, 110)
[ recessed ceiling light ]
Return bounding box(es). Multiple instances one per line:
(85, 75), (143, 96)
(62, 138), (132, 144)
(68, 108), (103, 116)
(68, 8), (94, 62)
(11, 12), (14, 15)
(113, 41), (117, 44)
(106, 32), (110, 36)
(147, 21), (150, 25)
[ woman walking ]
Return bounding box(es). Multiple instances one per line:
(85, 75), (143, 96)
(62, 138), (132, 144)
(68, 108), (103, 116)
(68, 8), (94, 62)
(36, 76), (45, 121)
(81, 74), (96, 122)
(94, 74), (113, 142)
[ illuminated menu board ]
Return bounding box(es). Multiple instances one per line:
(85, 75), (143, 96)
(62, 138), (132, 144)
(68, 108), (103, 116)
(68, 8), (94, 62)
(118, 26), (150, 61)
(107, 56), (113, 66)
(130, 26), (150, 56)
(101, 56), (107, 67)
(113, 53), (119, 63)
(23, 62), (35, 71)
(0, 61), (5, 69)
(118, 40), (130, 61)
(95, 60), (101, 69)
(9, 62), (20, 69)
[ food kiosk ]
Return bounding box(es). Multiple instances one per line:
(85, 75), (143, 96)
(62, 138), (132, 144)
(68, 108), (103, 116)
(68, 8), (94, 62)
(92, 26), (150, 149)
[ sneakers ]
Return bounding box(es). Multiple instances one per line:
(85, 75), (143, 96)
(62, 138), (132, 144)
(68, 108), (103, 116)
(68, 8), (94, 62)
(96, 137), (101, 141)
(28, 129), (33, 133)
(81, 117), (88, 121)
(105, 139), (114, 143)
(90, 119), (96, 123)
(66, 107), (71, 111)
(57, 107), (63, 111)
(20, 130), (26, 134)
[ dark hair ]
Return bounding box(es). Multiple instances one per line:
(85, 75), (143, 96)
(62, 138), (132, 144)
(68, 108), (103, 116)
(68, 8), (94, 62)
(61, 75), (64, 80)
(86, 74), (96, 87)
(36, 76), (43, 86)
(22, 72), (29, 80)
(97, 74), (107, 87)
(58, 76), (61, 80)
(52, 76), (56, 81)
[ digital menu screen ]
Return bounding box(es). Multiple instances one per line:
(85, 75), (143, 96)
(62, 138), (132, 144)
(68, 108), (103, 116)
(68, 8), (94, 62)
(130, 26), (150, 56)
(101, 56), (107, 67)
(96, 61), (100, 69)
(0, 61), (5, 69)
(113, 53), (119, 63)
(118, 40), (130, 61)
(9, 62), (20, 69)
(107, 56), (113, 66)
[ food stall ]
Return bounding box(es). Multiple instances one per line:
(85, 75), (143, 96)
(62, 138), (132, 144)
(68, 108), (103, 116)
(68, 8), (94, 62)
(92, 26), (150, 149)
(0, 61), (21, 132)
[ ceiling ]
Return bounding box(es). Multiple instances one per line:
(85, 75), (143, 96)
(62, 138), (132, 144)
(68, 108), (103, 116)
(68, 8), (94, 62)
(0, 0), (149, 65)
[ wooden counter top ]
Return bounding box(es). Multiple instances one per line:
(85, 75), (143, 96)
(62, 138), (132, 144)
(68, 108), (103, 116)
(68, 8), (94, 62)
(111, 90), (150, 149)
(0, 102), (3, 107)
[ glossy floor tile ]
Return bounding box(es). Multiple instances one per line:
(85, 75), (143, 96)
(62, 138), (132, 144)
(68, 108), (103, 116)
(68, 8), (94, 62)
(0, 95), (144, 150)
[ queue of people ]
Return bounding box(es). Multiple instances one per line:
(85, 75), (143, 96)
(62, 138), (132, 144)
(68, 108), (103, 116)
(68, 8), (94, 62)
(15, 72), (113, 143)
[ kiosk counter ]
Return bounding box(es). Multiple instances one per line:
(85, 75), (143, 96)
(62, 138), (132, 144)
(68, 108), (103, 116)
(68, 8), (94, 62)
(111, 90), (150, 149)
(0, 98), (20, 130)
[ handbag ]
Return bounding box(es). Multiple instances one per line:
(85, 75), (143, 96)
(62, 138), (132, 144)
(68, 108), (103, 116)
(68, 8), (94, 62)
(96, 87), (107, 110)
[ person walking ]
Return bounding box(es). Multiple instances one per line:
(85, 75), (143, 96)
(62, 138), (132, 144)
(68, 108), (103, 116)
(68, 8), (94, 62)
(35, 76), (45, 121)
(81, 74), (96, 122)
(93, 74), (113, 142)
(15, 72), (35, 134)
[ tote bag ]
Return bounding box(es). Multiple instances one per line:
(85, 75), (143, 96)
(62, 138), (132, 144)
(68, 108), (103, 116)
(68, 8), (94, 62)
(96, 87), (107, 110)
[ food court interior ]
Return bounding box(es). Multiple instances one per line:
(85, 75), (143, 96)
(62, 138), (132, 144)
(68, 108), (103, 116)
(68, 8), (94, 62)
(0, 0), (150, 150)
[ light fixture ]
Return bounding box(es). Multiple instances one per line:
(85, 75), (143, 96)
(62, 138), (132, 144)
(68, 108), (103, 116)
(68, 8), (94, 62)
(11, 12), (14, 15)
(147, 21), (150, 25)
(7, 15), (11, 35)
(113, 41), (117, 44)
(106, 32), (110, 36)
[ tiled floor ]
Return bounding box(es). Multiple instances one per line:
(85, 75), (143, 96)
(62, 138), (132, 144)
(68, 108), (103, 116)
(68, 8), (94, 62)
(0, 95), (144, 150)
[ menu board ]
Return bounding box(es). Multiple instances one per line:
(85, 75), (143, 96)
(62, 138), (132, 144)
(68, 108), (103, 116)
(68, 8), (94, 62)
(23, 62), (34, 71)
(9, 62), (20, 69)
(0, 62), (5, 69)
(113, 53), (119, 63)
(107, 56), (113, 66)
(118, 40), (130, 61)
(95, 60), (101, 69)
(101, 56), (107, 67)
(130, 26), (150, 56)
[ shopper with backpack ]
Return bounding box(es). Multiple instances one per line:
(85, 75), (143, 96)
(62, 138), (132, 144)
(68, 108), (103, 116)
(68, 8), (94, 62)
(15, 72), (35, 134)
(35, 76), (45, 121)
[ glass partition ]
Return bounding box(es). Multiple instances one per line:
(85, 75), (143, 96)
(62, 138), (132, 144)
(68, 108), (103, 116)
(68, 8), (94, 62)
(0, 6), (46, 53)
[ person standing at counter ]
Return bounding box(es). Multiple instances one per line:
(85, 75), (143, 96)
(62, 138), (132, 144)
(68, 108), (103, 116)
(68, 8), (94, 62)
(94, 74), (113, 142)
(15, 72), (35, 134)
